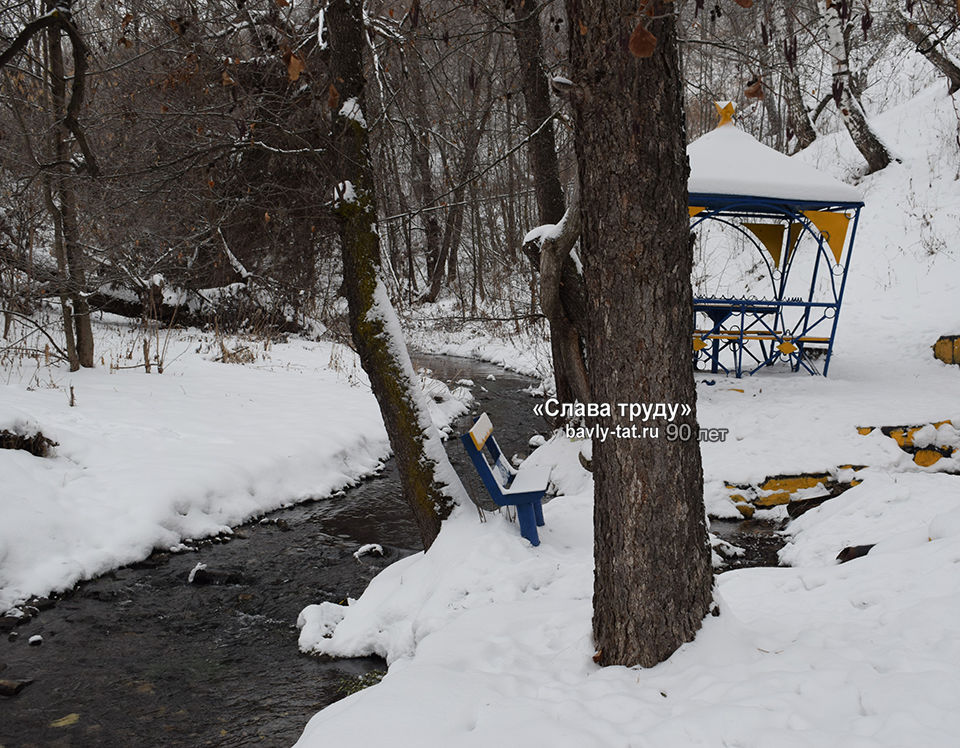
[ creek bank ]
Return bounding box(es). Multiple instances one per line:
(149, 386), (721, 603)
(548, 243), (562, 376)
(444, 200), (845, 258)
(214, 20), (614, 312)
(0, 354), (539, 747)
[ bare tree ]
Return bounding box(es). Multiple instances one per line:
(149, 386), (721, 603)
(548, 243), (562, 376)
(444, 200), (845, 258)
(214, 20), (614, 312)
(894, 7), (960, 95)
(511, 0), (590, 409)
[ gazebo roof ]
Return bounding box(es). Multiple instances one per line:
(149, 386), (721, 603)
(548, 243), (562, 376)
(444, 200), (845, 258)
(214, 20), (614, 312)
(688, 120), (864, 209)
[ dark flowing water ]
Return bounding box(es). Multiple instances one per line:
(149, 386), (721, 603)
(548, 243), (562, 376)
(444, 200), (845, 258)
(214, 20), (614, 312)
(0, 352), (779, 747)
(0, 355), (547, 747)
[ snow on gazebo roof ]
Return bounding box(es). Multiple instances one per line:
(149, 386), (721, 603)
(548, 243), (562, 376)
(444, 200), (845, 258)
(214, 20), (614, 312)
(687, 104), (864, 208)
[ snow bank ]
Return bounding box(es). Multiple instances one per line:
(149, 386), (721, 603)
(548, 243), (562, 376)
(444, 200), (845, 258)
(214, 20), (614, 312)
(297, 432), (960, 747)
(0, 327), (470, 610)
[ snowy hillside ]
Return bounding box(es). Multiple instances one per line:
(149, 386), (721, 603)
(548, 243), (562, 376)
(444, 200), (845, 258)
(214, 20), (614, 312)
(295, 83), (960, 747)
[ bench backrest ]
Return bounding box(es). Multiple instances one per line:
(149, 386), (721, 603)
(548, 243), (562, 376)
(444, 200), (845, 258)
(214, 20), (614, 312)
(461, 412), (514, 498)
(468, 412), (493, 450)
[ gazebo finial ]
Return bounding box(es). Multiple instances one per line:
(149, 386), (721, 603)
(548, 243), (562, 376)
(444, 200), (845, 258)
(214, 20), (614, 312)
(714, 100), (735, 128)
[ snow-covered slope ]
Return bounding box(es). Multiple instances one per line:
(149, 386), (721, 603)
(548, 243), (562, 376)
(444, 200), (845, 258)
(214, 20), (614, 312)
(0, 327), (469, 610)
(296, 84), (960, 747)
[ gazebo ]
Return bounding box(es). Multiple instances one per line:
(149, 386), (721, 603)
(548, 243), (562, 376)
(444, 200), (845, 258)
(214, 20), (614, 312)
(687, 103), (864, 377)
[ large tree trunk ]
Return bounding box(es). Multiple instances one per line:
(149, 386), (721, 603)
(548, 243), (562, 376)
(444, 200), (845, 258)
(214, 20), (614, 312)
(896, 11), (960, 96)
(511, 0), (565, 224)
(511, 0), (590, 408)
(327, 0), (467, 551)
(820, 0), (892, 173)
(568, 0), (713, 668)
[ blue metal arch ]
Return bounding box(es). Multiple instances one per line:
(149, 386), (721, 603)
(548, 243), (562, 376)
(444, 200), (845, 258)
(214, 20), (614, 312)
(688, 193), (863, 377)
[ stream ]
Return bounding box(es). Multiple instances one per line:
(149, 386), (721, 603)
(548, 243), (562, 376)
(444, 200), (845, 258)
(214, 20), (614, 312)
(0, 353), (782, 747)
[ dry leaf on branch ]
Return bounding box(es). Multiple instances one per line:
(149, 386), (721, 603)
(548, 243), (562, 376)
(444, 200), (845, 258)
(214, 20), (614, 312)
(283, 50), (305, 82)
(744, 76), (763, 99)
(629, 22), (657, 58)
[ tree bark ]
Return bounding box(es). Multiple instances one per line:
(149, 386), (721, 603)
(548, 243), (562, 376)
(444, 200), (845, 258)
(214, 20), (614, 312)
(511, 0), (590, 408)
(45, 2), (93, 368)
(405, 54), (443, 285)
(567, 0), (713, 668)
(524, 190), (590, 410)
(820, 0), (892, 173)
(511, 0), (566, 224)
(780, 5), (818, 150)
(326, 0), (467, 551)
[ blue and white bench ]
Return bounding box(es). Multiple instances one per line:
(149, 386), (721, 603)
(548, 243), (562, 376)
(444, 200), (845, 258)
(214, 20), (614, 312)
(460, 413), (550, 546)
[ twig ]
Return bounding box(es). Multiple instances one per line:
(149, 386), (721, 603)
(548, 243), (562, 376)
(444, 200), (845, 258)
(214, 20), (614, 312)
(0, 309), (70, 360)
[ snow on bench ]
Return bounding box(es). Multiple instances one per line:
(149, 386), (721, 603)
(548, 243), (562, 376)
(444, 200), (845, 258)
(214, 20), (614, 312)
(460, 412), (549, 546)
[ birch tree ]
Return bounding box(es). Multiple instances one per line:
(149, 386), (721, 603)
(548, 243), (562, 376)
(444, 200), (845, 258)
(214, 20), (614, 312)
(819, 0), (893, 172)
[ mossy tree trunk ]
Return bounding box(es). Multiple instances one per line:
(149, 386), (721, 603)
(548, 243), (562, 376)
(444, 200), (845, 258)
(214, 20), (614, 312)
(327, 0), (465, 551)
(567, 0), (713, 668)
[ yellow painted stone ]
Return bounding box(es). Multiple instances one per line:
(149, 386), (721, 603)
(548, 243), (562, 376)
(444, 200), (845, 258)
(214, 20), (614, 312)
(856, 427), (874, 436)
(888, 427), (920, 448)
(735, 503), (755, 519)
(913, 450), (943, 467)
(49, 714), (80, 728)
(933, 336), (958, 365)
(754, 491), (791, 507)
(760, 475), (828, 494)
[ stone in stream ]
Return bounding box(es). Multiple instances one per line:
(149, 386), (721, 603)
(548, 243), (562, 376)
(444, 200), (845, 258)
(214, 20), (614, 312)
(0, 678), (34, 697)
(187, 563), (251, 586)
(0, 616), (21, 632)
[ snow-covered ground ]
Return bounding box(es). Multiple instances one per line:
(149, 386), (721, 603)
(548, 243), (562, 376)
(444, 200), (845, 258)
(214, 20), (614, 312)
(0, 324), (469, 611)
(405, 298), (553, 382)
(295, 82), (960, 747)
(1, 43), (958, 748)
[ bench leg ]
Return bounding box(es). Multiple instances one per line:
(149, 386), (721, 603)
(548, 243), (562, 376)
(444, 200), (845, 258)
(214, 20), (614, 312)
(533, 498), (544, 527)
(516, 503), (540, 546)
